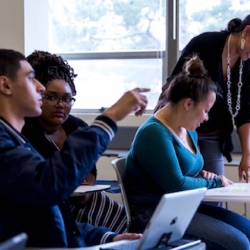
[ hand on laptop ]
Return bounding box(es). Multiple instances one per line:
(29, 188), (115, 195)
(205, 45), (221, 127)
(113, 233), (143, 242)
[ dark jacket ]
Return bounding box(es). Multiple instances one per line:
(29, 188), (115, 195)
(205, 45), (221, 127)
(22, 115), (97, 177)
(167, 31), (250, 161)
(0, 115), (117, 247)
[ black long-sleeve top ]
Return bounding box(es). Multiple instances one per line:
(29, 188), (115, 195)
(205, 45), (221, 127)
(165, 31), (250, 160)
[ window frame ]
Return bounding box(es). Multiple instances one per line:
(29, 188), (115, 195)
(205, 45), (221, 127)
(55, 0), (179, 113)
(24, 0), (179, 114)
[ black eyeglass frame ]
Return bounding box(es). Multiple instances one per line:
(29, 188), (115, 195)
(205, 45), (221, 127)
(41, 94), (76, 106)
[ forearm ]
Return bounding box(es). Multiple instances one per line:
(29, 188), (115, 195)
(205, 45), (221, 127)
(238, 123), (250, 155)
(236, 123), (250, 181)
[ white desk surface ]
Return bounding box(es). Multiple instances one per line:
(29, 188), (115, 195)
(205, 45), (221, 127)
(73, 185), (111, 194)
(204, 183), (250, 203)
(224, 154), (241, 167)
(102, 150), (128, 158)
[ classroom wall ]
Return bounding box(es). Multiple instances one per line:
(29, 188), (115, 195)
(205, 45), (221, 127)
(0, 0), (24, 52)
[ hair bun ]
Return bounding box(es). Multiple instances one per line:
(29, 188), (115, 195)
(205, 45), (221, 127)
(183, 55), (207, 78)
(226, 18), (242, 32)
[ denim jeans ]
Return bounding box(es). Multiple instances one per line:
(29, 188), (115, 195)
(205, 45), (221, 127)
(186, 203), (250, 250)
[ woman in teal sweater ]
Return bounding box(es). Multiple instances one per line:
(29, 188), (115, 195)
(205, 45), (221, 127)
(125, 55), (250, 250)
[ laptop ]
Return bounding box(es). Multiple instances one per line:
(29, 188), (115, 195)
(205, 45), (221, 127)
(0, 233), (28, 250)
(98, 188), (207, 250)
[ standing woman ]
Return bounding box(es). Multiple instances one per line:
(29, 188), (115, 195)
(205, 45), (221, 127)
(22, 50), (127, 234)
(155, 15), (250, 181)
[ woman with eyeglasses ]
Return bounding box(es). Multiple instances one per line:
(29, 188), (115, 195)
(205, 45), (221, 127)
(22, 50), (127, 234)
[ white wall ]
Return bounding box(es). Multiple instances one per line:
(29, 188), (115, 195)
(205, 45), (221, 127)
(0, 0), (24, 52)
(0, 0), (49, 55)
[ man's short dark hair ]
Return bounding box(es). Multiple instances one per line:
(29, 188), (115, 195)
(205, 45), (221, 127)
(0, 49), (26, 80)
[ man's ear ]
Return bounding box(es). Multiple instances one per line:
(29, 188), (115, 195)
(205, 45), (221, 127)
(183, 98), (193, 111)
(0, 76), (12, 95)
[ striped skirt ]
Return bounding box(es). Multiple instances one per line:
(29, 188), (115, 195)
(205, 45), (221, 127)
(70, 191), (128, 234)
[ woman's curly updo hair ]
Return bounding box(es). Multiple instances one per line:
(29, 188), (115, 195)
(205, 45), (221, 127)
(154, 55), (217, 113)
(225, 14), (250, 33)
(27, 50), (77, 96)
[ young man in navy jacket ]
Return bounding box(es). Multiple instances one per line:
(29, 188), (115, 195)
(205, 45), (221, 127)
(0, 49), (149, 247)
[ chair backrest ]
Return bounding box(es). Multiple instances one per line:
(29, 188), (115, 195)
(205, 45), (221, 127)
(111, 157), (131, 231)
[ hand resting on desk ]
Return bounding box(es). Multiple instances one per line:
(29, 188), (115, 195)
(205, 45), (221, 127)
(218, 175), (234, 187)
(197, 170), (233, 187)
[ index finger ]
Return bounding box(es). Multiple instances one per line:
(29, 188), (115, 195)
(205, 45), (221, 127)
(238, 167), (243, 181)
(134, 87), (151, 93)
(246, 170), (250, 183)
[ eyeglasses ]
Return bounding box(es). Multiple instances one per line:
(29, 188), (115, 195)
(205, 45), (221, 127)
(41, 94), (76, 106)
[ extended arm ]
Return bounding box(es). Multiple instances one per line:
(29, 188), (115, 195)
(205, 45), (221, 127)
(0, 87), (150, 206)
(238, 123), (250, 182)
(0, 116), (115, 206)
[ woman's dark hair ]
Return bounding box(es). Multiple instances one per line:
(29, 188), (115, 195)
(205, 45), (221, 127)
(154, 55), (217, 113)
(225, 14), (250, 33)
(27, 50), (77, 96)
(0, 49), (26, 81)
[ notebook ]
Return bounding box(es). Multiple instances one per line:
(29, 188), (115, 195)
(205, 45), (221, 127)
(99, 188), (207, 250)
(0, 233), (28, 250)
(72, 184), (112, 197)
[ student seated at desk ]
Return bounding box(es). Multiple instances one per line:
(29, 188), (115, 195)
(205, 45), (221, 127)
(22, 50), (127, 234)
(125, 55), (250, 250)
(0, 49), (147, 247)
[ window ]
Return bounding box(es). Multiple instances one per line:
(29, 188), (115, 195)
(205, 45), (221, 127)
(48, 0), (250, 112)
(179, 0), (250, 50)
(48, 0), (166, 111)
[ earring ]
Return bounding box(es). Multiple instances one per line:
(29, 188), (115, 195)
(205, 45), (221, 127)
(241, 37), (246, 49)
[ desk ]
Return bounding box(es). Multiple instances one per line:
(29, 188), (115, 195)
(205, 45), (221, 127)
(203, 183), (248, 216)
(26, 241), (206, 250)
(203, 183), (250, 203)
(72, 184), (111, 197)
(224, 159), (243, 208)
(224, 161), (239, 167)
(102, 150), (128, 158)
(95, 180), (120, 193)
(224, 154), (240, 167)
